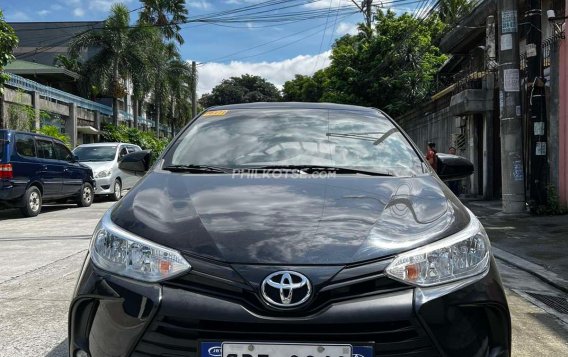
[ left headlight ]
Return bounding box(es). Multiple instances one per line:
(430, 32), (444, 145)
(95, 169), (112, 178)
(90, 211), (191, 282)
(386, 210), (490, 287)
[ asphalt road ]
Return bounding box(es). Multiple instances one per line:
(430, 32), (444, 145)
(0, 201), (567, 357)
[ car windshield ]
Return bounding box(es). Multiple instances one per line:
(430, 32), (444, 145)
(73, 146), (117, 162)
(164, 108), (424, 177)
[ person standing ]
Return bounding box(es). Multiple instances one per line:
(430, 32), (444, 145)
(426, 142), (438, 172)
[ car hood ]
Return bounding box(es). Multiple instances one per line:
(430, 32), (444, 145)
(111, 172), (469, 265)
(80, 161), (114, 172)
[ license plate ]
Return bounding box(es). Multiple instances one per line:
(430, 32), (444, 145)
(222, 343), (352, 357)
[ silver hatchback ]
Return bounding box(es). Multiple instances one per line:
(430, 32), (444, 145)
(73, 142), (142, 201)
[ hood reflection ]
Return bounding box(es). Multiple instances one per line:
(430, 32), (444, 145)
(111, 172), (467, 264)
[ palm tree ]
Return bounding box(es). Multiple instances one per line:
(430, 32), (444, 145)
(140, 0), (189, 45)
(145, 38), (194, 137)
(69, 4), (147, 125)
(53, 53), (82, 73)
(439, 0), (475, 26)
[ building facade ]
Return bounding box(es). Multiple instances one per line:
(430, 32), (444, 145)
(398, 0), (567, 208)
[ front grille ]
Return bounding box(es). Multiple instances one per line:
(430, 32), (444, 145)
(131, 315), (440, 357)
(165, 272), (407, 317)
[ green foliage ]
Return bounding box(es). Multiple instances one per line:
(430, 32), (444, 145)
(199, 74), (281, 107)
(38, 125), (71, 148)
(439, 0), (476, 27)
(101, 124), (170, 159)
(53, 53), (82, 73)
(282, 10), (447, 117)
(534, 186), (568, 216)
(0, 10), (19, 94)
(140, 0), (189, 45)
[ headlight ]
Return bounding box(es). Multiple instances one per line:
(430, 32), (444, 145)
(95, 169), (112, 178)
(386, 211), (490, 287)
(90, 211), (191, 282)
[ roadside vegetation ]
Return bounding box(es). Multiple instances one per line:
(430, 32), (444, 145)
(101, 123), (170, 159)
(59, 1), (194, 135)
(0, 9), (18, 95)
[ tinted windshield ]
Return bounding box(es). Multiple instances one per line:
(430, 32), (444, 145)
(165, 108), (424, 176)
(73, 146), (117, 162)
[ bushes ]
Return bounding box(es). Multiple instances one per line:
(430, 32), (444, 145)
(38, 125), (71, 148)
(101, 124), (169, 158)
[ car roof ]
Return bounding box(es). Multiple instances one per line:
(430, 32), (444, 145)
(207, 102), (382, 115)
(76, 142), (138, 147)
(0, 129), (66, 143)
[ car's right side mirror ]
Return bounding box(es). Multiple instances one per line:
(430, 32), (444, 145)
(436, 153), (474, 181)
(119, 150), (152, 176)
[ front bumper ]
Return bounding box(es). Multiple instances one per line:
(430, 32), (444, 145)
(69, 256), (511, 357)
(92, 176), (114, 195)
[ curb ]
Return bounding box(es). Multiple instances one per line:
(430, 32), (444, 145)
(493, 246), (568, 294)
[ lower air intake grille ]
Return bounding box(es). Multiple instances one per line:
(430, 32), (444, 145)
(131, 315), (440, 357)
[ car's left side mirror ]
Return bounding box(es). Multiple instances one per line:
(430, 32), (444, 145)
(119, 150), (152, 176)
(437, 153), (474, 181)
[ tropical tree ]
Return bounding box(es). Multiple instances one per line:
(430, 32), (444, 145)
(53, 53), (82, 73)
(282, 10), (446, 117)
(140, 0), (189, 45)
(69, 4), (148, 125)
(199, 75), (281, 107)
(438, 0), (475, 27)
(0, 10), (18, 95)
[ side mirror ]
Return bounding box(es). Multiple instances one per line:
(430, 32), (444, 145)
(69, 155), (79, 162)
(437, 153), (474, 181)
(119, 150), (152, 176)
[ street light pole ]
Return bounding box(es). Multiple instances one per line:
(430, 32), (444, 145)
(498, 0), (526, 212)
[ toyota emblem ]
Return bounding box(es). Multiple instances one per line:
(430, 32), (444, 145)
(261, 271), (312, 307)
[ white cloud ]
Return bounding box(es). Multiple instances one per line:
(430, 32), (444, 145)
(195, 51), (332, 96)
(73, 8), (85, 17)
(336, 21), (358, 35)
(6, 10), (31, 21)
(37, 9), (51, 16)
(304, 0), (357, 9)
(51, 4), (64, 11)
(188, 0), (212, 9)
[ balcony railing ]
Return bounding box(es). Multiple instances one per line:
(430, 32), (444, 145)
(6, 73), (170, 133)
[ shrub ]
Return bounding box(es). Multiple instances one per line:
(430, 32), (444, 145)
(38, 125), (71, 148)
(101, 124), (169, 159)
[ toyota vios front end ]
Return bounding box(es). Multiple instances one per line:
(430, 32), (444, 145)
(69, 103), (510, 357)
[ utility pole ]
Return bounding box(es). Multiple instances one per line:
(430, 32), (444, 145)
(525, 0), (547, 209)
(498, 0), (526, 212)
(191, 61), (197, 118)
(351, 0), (373, 28)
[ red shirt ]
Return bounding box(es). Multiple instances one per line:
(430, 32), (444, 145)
(426, 148), (438, 171)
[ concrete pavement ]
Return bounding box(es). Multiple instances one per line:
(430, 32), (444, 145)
(0, 202), (113, 357)
(465, 200), (568, 292)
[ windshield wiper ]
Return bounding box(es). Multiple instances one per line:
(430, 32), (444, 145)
(162, 164), (233, 174)
(243, 165), (394, 176)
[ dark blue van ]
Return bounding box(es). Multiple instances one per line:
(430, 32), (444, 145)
(0, 130), (95, 217)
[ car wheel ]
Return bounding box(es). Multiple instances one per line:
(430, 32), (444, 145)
(77, 183), (94, 207)
(109, 179), (122, 201)
(20, 186), (42, 217)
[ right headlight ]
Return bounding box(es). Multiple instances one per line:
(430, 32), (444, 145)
(90, 210), (191, 282)
(95, 169), (112, 178)
(386, 211), (490, 287)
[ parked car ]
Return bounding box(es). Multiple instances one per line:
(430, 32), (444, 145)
(0, 130), (95, 217)
(69, 103), (510, 357)
(73, 142), (142, 201)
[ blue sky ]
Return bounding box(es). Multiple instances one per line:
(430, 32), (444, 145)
(0, 1), (416, 94)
